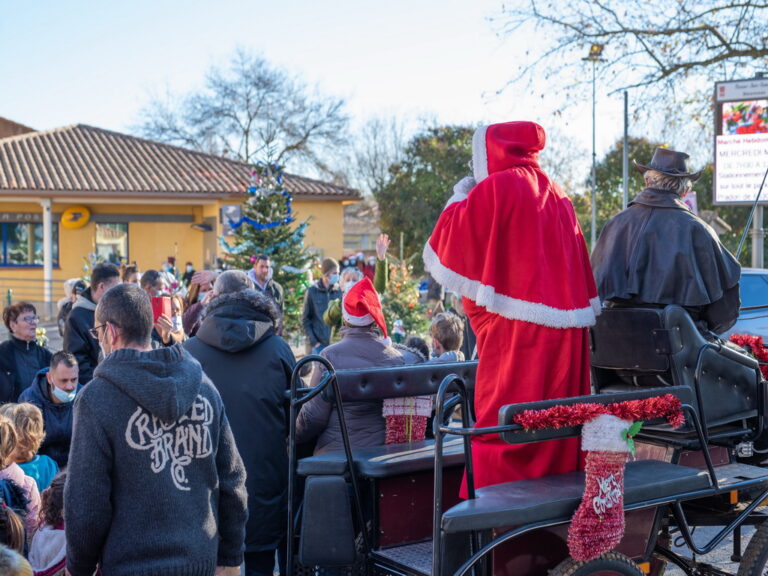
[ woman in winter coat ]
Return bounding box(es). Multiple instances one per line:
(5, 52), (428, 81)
(0, 304), (52, 403)
(296, 278), (422, 454)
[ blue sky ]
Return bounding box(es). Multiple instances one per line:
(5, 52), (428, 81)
(1, 0), (624, 168)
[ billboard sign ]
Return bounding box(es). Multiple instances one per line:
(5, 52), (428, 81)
(714, 77), (768, 204)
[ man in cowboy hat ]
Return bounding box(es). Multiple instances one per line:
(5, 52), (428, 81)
(591, 147), (741, 333)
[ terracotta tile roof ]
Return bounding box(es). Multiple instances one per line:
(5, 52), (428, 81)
(0, 117), (35, 140)
(0, 124), (360, 201)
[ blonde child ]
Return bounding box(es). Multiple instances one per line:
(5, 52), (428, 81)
(0, 404), (58, 492)
(29, 473), (66, 576)
(429, 312), (465, 363)
(0, 503), (26, 555)
(0, 413), (40, 539)
(0, 545), (32, 576)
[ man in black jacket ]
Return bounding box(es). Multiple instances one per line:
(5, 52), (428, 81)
(185, 270), (296, 576)
(63, 263), (120, 384)
(592, 148), (741, 334)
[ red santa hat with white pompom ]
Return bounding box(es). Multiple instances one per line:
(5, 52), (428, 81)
(342, 277), (389, 343)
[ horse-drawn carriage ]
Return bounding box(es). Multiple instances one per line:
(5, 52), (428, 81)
(287, 305), (768, 576)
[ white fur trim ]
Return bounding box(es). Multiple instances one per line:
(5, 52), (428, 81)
(582, 414), (633, 453)
(423, 242), (600, 329)
(472, 125), (489, 182)
(381, 336), (392, 347)
(342, 309), (374, 326)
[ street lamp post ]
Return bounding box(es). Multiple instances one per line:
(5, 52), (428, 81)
(583, 44), (605, 250)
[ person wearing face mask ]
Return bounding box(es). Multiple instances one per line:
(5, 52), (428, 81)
(301, 258), (341, 354)
(139, 270), (181, 348)
(19, 352), (82, 468)
(182, 261), (196, 287)
(182, 280), (213, 338)
(0, 302), (53, 403)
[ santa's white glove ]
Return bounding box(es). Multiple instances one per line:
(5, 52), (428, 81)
(444, 176), (476, 208)
(454, 176), (476, 196)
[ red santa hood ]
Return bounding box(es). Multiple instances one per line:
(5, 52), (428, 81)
(472, 121), (545, 182)
(424, 121), (600, 328)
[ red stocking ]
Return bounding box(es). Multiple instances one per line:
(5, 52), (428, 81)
(567, 414), (632, 562)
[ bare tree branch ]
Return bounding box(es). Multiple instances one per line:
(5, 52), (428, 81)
(134, 49), (348, 175)
(498, 0), (768, 147)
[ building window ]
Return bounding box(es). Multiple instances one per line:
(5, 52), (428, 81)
(96, 223), (129, 264)
(1, 222), (59, 267)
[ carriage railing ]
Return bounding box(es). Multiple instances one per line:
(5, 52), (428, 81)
(430, 378), (734, 576)
(287, 356), (479, 575)
(287, 354), (371, 576)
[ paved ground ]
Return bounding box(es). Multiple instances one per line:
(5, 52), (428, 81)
(664, 525), (756, 575)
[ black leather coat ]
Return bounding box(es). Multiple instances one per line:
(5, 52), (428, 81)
(591, 188), (742, 333)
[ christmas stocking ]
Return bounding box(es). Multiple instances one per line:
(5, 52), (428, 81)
(567, 414), (635, 562)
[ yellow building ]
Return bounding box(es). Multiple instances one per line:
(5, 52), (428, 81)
(0, 124), (360, 316)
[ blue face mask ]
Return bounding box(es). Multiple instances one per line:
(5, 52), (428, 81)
(51, 385), (76, 403)
(329, 273), (340, 285)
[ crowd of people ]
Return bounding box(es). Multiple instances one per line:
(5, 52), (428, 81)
(0, 120), (743, 575)
(0, 230), (472, 575)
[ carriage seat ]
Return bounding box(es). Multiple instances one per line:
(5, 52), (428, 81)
(590, 305), (762, 431)
(297, 437), (465, 478)
(441, 459), (710, 534)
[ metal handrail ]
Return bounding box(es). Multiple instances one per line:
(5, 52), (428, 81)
(286, 354), (371, 576)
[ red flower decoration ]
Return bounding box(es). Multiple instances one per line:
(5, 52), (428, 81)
(729, 333), (768, 379)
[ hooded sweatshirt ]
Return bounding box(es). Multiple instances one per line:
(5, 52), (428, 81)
(19, 369), (83, 467)
(184, 290), (296, 553)
(64, 344), (247, 576)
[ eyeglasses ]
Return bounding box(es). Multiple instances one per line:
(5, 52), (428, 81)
(89, 324), (106, 339)
(19, 315), (39, 324)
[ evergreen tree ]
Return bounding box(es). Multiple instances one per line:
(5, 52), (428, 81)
(381, 257), (429, 338)
(220, 163), (313, 337)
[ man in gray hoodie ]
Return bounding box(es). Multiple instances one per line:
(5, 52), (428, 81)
(64, 283), (247, 576)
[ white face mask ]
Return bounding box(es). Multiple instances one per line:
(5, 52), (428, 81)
(51, 385), (76, 403)
(172, 315), (183, 332)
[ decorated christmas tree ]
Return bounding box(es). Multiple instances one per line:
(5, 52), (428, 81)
(381, 257), (429, 338)
(219, 163), (313, 337)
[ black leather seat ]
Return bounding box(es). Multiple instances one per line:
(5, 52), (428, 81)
(298, 437), (465, 477)
(591, 305), (761, 430)
(441, 459), (711, 534)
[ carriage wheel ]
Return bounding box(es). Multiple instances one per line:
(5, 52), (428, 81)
(549, 551), (645, 576)
(738, 522), (768, 576)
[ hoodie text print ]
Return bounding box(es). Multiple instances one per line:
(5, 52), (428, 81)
(125, 395), (214, 490)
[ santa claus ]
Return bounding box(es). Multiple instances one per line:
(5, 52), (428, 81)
(424, 121), (600, 492)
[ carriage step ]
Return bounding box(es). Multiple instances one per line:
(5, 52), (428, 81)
(371, 541), (432, 576)
(712, 462), (768, 487)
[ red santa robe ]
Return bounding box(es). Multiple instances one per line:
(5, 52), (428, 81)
(423, 121), (600, 494)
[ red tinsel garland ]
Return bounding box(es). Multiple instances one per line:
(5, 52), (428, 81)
(729, 333), (768, 380)
(513, 394), (685, 430)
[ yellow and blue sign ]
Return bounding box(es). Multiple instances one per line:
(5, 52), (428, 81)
(61, 205), (91, 229)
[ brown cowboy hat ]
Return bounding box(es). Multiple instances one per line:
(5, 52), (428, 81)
(633, 147), (702, 181)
